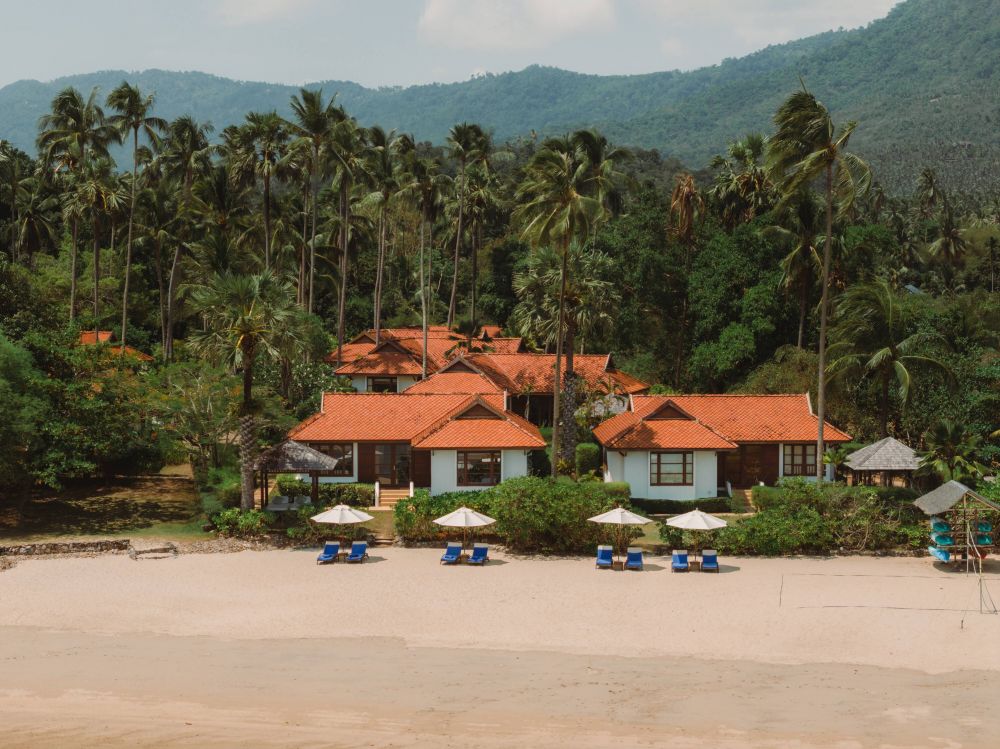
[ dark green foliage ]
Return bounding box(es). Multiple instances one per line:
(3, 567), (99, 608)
(274, 477), (376, 507)
(212, 508), (274, 537)
(633, 497), (732, 515)
(714, 479), (925, 555)
(393, 477), (635, 553)
(575, 443), (601, 477)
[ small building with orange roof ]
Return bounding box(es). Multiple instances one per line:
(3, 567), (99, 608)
(78, 330), (153, 362)
(594, 394), (850, 500)
(289, 391), (545, 496)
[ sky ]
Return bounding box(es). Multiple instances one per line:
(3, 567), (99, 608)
(0, 0), (900, 89)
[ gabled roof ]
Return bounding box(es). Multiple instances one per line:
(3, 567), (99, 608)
(78, 330), (154, 362)
(467, 353), (649, 396)
(594, 399), (737, 450)
(288, 392), (544, 450)
(846, 437), (920, 471)
(406, 370), (504, 395)
(650, 394), (851, 443)
(913, 480), (999, 515)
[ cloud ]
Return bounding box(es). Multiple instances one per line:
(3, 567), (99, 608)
(215, 0), (316, 26)
(418, 0), (615, 50)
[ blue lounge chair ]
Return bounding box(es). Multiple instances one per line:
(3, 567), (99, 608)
(346, 541), (368, 563)
(467, 543), (489, 566)
(701, 549), (719, 572)
(672, 550), (689, 572)
(596, 545), (614, 569)
(441, 542), (462, 565)
(316, 541), (340, 564)
(624, 547), (643, 571)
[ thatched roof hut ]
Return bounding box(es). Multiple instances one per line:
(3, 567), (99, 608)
(845, 437), (921, 487)
(253, 440), (342, 473)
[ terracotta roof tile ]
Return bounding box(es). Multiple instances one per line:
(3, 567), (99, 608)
(634, 394), (851, 444)
(406, 371), (503, 394)
(593, 408), (736, 450)
(467, 353), (649, 395)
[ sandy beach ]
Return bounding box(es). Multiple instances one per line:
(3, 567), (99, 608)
(0, 548), (997, 747)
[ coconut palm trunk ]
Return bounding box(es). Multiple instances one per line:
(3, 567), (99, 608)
(263, 172), (271, 270)
(815, 163), (834, 481)
(551, 238), (569, 477)
(335, 183), (349, 363)
(120, 128), (138, 352)
(69, 218), (79, 322)
(420, 215), (428, 378)
(92, 214), (101, 324)
(447, 166), (464, 328)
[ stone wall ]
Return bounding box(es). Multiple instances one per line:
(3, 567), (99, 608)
(0, 539), (131, 556)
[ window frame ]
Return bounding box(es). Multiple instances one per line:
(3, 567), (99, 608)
(782, 443), (817, 476)
(457, 450), (502, 487)
(367, 376), (398, 393)
(312, 442), (354, 477)
(650, 451), (694, 486)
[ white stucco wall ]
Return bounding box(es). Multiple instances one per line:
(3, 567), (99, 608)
(429, 449), (529, 496)
(608, 449), (718, 500)
(294, 442), (359, 485)
(350, 375), (366, 392)
(351, 375), (419, 393)
(397, 376), (418, 392)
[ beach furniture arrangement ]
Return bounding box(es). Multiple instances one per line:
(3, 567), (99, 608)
(701, 549), (719, 572)
(671, 550), (689, 572)
(595, 545), (614, 569)
(624, 547), (643, 570)
(316, 541), (340, 564)
(914, 482), (998, 575)
(467, 543), (489, 565)
(588, 507), (653, 566)
(345, 540), (369, 563)
(441, 541), (463, 565)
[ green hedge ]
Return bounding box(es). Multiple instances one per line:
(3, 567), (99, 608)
(393, 476), (637, 553)
(715, 479), (925, 555)
(575, 443), (601, 477)
(632, 496), (732, 514)
(274, 477), (375, 507)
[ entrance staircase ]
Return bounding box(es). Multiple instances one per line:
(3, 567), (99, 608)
(374, 487), (411, 511)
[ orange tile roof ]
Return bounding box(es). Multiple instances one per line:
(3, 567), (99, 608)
(329, 332), (526, 376)
(289, 392), (544, 450)
(479, 324), (503, 338)
(334, 350), (425, 376)
(632, 394), (851, 444)
(594, 410), (737, 450)
(78, 330), (153, 361)
(406, 371), (503, 395)
(466, 353), (649, 396)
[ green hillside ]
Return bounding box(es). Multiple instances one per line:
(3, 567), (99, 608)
(1, 0), (998, 191)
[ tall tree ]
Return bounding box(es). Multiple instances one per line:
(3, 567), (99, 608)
(445, 122), (485, 328)
(106, 82), (166, 352)
(188, 271), (302, 510)
(37, 87), (115, 322)
(515, 147), (604, 473)
(768, 87), (871, 479)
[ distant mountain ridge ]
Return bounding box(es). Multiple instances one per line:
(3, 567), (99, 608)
(1, 0), (998, 192)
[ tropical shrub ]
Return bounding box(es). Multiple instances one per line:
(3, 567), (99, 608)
(274, 477), (375, 506)
(575, 442), (601, 476)
(213, 508), (275, 537)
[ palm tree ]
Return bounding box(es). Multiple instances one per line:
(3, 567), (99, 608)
(762, 190), (824, 349)
(464, 164), (497, 337)
(330, 117), (370, 360)
(158, 115), (213, 359)
(446, 122), (485, 328)
(514, 147), (604, 474)
(225, 111), (288, 270)
(668, 172), (705, 385)
(828, 281), (950, 437)
(106, 82), (166, 353)
(10, 175), (58, 266)
(68, 159), (126, 325)
(401, 155), (449, 377)
(287, 89), (340, 309)
(188, 271), (302, 510)
(919, 420), (986, 483)
(768, 87), (871, 479)
(37, 86), (115, 321)
(928, 197), (967, 285)
(709, 133), (774, 229)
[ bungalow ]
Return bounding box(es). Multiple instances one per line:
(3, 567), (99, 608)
(78, 330), (153, 362)
(326, 326), (525, 393)
(437, 353), (649, 425)
(594, 394), (851, 500)
(288, 391), (545, 498)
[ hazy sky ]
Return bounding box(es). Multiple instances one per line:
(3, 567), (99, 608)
(0, 0), (899, 89)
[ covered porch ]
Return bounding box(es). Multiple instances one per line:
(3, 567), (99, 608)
(253, 440), (343, 511)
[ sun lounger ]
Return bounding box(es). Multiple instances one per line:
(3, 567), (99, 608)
(316, 541), (340, 564)
(440, 542), (462, 565)
(671, 550), (689, 572)
(624, 547), (643, 571)
(596, 545), (613, 569)
(346, 541), (368, 563)
(466, 543), (489, 565)
(701, 549), (719, 572)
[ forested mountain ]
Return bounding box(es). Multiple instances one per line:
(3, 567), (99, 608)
(1, 0), (998, 192)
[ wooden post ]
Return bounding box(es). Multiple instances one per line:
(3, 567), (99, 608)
(311, 473), (319, 505)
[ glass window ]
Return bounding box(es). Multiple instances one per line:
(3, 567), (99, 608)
(368, 376), (397, 393)
(650, 452), (693, 486)
(312, 442), (353, 476)
(783, 444), (816, 476)
(457, 451), (501, 487)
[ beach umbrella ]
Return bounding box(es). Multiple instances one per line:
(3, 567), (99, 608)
(432, 506), (496, 551)
(666, 508), (727, 562)
(588, 507), (653, 561)
(311, 504), (374, 544)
